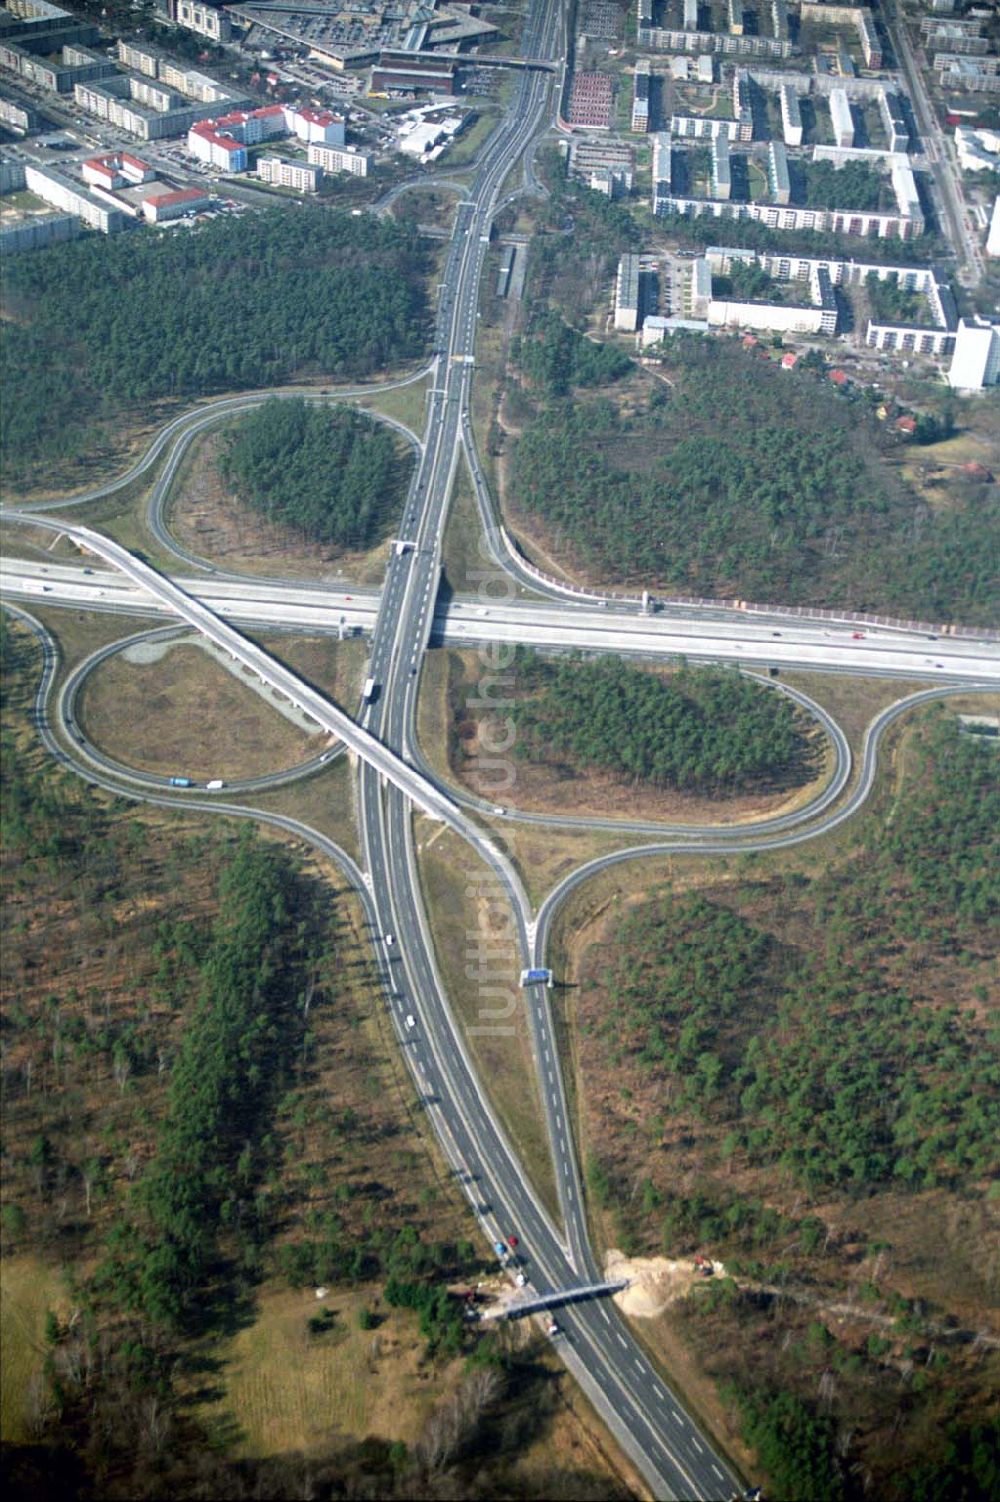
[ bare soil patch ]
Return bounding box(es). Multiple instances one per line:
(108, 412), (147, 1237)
(607, 1250), (709, 1319)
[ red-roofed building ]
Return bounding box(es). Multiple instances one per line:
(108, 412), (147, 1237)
(82, 151), (155, 191)
(742, 334), (759, 349)
(213, 105), (286, 144)
(895, 414), (917, 435)
(187, 102), (344, 167)
(141, 186), (211, 223)
(780, 351), (799, 369)
(188, 119), (248, 170)
(829, 368), (849, 386)
(286, 104), (345, 145)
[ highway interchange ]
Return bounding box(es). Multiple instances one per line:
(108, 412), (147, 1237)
(2, 1), (999, 1495)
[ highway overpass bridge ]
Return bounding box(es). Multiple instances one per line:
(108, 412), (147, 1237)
(481, 1279), (630, 1322)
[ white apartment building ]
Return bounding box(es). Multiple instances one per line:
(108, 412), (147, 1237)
(890, 161), (923, 233)
(712, 132), (731, 200)
(732, 67), (752, 141)
(81, 150), (154, 189)
(187, 122), (246, 169)
(879, 89), (908, 154)
(614, 252), (641, 331)
(307, 141), (371, 176)
(780, 83), (802, 146)
(257, 154), (321, 192)
(684, 0), (698, 30)
(287, 106), (344, 146)
(659, 193), (922, 240)
(690, 254), (713, 315)
(652, 132), (672, 215)
(22, 160), (127, 231)
(116, 38), (165, 78)
(856, 10), (881, 69)
(632, 57), (650, 133)
(707, 293), (833, 335)
(768, 140), (790, 204)
(830, 88), (854, 149)
(170, 1), (231, 44)
(703, 247), (838, 335)
(948, 318), (1000, 391)
(671, 114), (738, 140)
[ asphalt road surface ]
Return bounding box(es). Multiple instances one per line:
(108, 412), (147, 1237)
(2, 0), (998, 1490)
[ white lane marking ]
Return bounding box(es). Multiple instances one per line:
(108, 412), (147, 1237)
(693, 1439), (704, 1454)
(712, 1465), (724, 1480)
(600, 1308), (610, 1323)
(634, 1359), (643, 1373)
(672, 1408), (682, 1424)
(617, 1333), (627, 1348)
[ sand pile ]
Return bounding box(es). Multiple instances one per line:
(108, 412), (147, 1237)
(606, 1249), (715, 1318)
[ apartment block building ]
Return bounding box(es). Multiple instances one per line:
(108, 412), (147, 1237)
(671, 113), (738, 140)
(168, 0), (232, 44)
(780, 83), (802, 146)
(23, 160), (127, 231)
(651, 131), (673, 215)
(0, 39), (116, 93)
(0, 88), (38, 131)
(732, 66), (753, 141)
(712, 131), (731, 199)
(631, 57), (650, 133)
(879, 89), (908, 154)
(257, 154), (321, 192)
(830, 88), (854, 148)
(768, 140), (790, 204)
(656, 194), (922, 240)
(614, 252), (641, 331)
(307, 141), (371, 176)
(948, 317), (1000, 390)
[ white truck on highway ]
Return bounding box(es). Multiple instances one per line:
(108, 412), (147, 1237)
(362, 676), (378, 703)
